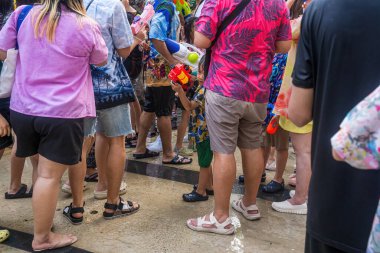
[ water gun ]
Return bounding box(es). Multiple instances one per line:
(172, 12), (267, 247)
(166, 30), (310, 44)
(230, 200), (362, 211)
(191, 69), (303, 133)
(168, 64), (192, 91)
(131, 4), (155, 35)
(164, 39), (204, 69)
(266, 116), (279, 135)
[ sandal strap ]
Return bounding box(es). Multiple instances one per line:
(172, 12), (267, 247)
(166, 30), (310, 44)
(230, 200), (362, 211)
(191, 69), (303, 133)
(209, 212), (232, 229)
(104, 202), (118, 210)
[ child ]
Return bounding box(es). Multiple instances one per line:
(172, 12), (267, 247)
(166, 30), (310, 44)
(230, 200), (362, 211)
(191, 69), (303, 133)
(171, 57), (213, 202)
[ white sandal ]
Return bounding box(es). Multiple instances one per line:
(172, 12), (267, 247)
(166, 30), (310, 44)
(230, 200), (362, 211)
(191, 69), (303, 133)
(186, 212), (235, 235)
(94, 181), (127, 200)
(232, 199), (261, 221)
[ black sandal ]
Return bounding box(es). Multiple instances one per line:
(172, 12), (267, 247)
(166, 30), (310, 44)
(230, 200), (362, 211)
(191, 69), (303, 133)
(5, 184), (33, 199)
(103, 197), (140, 220)
(63, 203), (85, 225)
(163, 155), (192, 165)
(133, 149), (160, 159)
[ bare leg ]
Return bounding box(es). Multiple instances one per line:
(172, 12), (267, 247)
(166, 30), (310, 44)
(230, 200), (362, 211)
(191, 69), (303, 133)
(30, 155), (39, 186)
(158, 116), (176, 161)
(261, 146), (271, 175)
(196, 166), (212, 196)
(272, 150), (289, 183)
(95, 133), (110, 192)
(69, 137), (92, 218)
(95, 133), (126, 211)
(131, 100), (142, 134)
(241, 148), (264, 206)
(289, 132), (312, 205)
(8, 139), (28, 194)
(31, 155), (77, 251)
(135, 111), (155, 154)
(175, 110), (190, 150)
(213, 152), (236, 222)
(0, 148), (4, 160)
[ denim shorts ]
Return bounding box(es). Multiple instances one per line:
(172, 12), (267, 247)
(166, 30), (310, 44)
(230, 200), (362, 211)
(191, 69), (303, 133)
(96, 104), (133, 137)
(83, 117), (96, 137)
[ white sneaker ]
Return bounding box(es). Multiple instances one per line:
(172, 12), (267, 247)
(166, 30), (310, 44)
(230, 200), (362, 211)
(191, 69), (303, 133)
(94, 181), (127, 200)
(266, 161), (276, 171)
(289, 190), (295, 198)
(61, 182), (88, 195)
(147, 136), (162, 153)
(272, 200), (307, 215)
(183, 136), (189, 143)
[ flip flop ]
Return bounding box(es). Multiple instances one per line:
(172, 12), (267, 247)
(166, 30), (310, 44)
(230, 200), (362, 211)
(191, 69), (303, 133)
(163, 154), (192, 165)
(133, 149), (159, 159)
(4, 184), (33, 199)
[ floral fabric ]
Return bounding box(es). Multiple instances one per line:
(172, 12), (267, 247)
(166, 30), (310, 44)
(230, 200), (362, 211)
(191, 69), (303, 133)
(189, 85), (208, 144)
(195, 0), (291, 103)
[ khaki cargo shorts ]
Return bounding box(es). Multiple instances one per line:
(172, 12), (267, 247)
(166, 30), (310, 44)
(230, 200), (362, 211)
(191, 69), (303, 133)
(205, 90), (267, 154)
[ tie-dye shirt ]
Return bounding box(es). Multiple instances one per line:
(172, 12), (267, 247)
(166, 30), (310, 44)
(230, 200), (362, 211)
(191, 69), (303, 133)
(84, 0), (135, 110)
(195, 0), (291, 103)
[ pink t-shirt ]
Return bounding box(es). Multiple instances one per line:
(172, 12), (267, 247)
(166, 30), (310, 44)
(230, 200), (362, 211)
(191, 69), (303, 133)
(196, 0), (291, 103)
(0, 5), (108, 118)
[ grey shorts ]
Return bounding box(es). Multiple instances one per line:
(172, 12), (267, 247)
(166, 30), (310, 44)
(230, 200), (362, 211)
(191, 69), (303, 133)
(131, 71), (145, 103)
(205, 90), (267, 154)
(84, 104), (133, 138)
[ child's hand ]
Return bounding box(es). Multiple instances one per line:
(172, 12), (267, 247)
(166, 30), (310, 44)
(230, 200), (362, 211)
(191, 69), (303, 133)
(0, 115), (10, 137)
(171, 82), (183, 93)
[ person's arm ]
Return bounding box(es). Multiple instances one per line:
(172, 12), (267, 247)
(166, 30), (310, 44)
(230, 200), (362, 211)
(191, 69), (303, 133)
(171, 83), (198, 111)
(0, 114), (11, 137)
(288, 86), (313, 126)
(331, 86), (380, 170)
(194, 0), (218, 49)
(0, 50), (6, 61)
(151, 39), (178, 65)
(288, 3), (314, 126)
(274, 1), (292, 53)
(117, 29), (147, 58)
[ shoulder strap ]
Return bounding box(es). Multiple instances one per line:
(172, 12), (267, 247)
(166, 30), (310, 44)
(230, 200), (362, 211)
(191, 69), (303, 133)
(16, 5), (33, 49)
(204, 0), (251, 78)
(211, 0), (250, 48)
(86, 0), (95, 11)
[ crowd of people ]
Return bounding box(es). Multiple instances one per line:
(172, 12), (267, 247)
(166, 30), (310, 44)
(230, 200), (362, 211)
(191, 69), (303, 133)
(0, 0), (379, 252)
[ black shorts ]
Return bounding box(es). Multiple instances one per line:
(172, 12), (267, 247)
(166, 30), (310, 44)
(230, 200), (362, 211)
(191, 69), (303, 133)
(0, 98), (13, 150)
(305, 233), (347, 253)
(143, 86), (175, 117)
(10, 110), (84, 165)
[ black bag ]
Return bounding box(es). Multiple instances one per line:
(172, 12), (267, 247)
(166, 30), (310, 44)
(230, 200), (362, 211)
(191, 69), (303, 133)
(204, 0), (251, 78)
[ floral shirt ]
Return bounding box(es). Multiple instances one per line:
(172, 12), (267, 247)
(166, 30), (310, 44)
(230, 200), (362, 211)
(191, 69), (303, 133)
(189, 84), (208, 144)
(331, 85), (380, 170)
(84, 0), (135, 110)
(195, 0), (291, 103)
(331, 85), (380, 253)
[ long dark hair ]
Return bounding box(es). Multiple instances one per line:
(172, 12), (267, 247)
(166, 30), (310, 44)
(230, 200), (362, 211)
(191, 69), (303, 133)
(289, 0), (304, 20)
(16, 0), (40, 7)
(0, 0), (14, 29)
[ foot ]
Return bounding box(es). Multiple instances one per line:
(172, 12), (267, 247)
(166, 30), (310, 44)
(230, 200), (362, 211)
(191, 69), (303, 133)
(32, 232), (77, 251)
(272, 200), (307, 215)
(232, 199), (261, 221)
(162, 154), (192, 165)
(186, 213), (235, 235)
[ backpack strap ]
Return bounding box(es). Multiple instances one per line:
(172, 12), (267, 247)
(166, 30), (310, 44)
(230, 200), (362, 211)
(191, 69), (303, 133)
(204, 0), (251, 78)
(86, 0), (95, 11)
(16, 5), (33, 50)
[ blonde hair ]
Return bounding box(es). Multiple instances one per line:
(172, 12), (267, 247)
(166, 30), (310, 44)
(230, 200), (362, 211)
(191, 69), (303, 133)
(34, 0), (86, 42)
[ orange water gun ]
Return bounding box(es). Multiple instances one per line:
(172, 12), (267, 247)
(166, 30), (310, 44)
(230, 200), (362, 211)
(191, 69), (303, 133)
(168, 64), (192, 91)
(267, 116), (279, 135)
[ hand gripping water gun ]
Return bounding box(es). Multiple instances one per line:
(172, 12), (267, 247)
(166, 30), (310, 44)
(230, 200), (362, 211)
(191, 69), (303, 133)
(168, 64), (192, 91)
(164, 39), (204, 69)
(131, 4), (155, 35)
(266, 116), (279, 135)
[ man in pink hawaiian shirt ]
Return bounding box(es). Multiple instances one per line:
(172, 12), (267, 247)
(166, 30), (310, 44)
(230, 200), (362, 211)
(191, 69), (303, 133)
(186, 0), (291, 234)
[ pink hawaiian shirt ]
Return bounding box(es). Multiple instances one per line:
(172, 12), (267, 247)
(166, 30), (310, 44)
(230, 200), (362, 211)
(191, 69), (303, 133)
(196, 0), (291, 103)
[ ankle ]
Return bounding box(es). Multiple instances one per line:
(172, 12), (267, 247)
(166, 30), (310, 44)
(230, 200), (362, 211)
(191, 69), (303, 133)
(242, 197), (256, 207)
(213, 211), (229, 223)
(273, 178), (283, 184)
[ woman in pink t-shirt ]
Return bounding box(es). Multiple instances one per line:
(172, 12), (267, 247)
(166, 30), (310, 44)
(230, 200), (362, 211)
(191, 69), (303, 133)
(0, 0), (108, 250)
